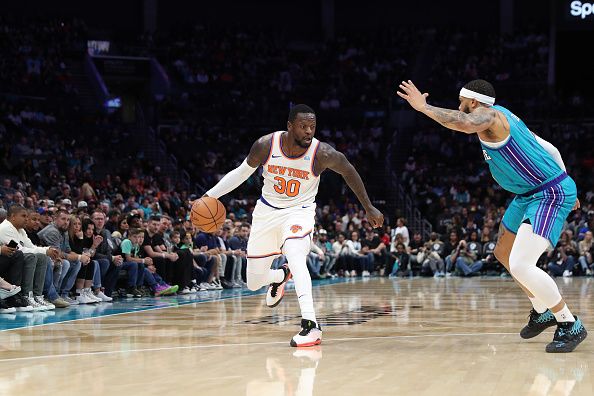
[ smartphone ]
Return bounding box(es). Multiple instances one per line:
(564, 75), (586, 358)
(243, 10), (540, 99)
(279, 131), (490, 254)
(7, 240), (18, 249)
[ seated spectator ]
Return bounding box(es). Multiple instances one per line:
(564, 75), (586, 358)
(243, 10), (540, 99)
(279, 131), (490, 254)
(79, 218), (112, 302)
(362, 229), (389, 276)
(214, 227), (242, 288)
(307, 239), (325, 280)
(228, 223), (249, 285)
(181, 232), (214, 291)
(0, 204), (61, 311)
(117, 215), (130, 240)
(315, 229), (336, 276)
(393, 217), (410, 247)
(547, 237), (577, 278)
(348, 231), (369, 277)
(418, 232), (446, 277)
(443, 231), (461, 274)
(481, 241), (501, 275)
(67, 215), (100, 304)
(407, 232), (425, 271)
(120, 228), (152, 297)
(578, 231), (593, 276)
(24, 209), (70, 308)
(38, 209), (82, 305)
(91, 210), (125, 298)
(194, 228), (225, 290)
(389, 242), (411, 277)
(143, 216), (194, 293)
(332, 233), (356, 277)
(453, 239), (483, 277)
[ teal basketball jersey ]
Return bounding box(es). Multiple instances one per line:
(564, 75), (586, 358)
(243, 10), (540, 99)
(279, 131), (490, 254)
(479, 105), (564, 195)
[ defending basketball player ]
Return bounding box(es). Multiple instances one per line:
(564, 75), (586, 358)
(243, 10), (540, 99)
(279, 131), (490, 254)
(203, 104), (384, 347)
(397, 79), (587, 353)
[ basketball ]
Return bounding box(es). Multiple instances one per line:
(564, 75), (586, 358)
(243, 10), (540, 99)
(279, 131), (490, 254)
(190, 197), (226, 233)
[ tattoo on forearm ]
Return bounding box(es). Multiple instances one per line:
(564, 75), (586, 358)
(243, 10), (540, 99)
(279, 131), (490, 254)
(424, 104), (494, 129)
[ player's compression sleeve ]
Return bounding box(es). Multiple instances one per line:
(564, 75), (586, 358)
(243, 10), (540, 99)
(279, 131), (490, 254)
(205, 159), (258, 198)
(534, 135), (566, 172)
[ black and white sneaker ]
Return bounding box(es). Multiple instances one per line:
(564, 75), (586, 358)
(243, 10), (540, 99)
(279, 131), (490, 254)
(520, 309), (557, 339)
(290, 319), (322, 347)
(5, 293), (34, 312)
(266, 265), (291, 308)
(546, 316), (587, 353)
(0, 298), (16, 314)
(126, 287), (142, 298)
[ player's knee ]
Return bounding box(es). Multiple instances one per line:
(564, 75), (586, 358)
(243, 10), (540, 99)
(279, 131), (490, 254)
(508, 250), (529, 278)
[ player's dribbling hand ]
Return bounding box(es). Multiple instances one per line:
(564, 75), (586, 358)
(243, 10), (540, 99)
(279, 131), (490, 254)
(365, 206), (384, 228)
(396, 80), (429, 112)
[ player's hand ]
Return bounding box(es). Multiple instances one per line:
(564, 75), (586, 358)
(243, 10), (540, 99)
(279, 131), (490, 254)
(573, 198), (580, 211)
(365, 206), (384, 228)
(397, 80), (429, 112)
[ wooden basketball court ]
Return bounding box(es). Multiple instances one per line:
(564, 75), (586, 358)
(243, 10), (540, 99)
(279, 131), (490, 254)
(0, 277), (592, 395)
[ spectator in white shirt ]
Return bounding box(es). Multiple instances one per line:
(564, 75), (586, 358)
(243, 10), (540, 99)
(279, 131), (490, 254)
(0, 205), (61, 310)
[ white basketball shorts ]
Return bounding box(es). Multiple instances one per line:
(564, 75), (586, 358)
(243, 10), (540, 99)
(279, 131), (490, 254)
(247, 200), (315, 259)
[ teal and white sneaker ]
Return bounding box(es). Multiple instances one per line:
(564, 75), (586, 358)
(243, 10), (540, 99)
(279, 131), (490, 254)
(520, 309), (557, 339)
(546, 316), (587, 353)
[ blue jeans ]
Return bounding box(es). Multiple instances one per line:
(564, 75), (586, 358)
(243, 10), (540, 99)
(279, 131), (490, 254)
(548, 256), (576, 277)
(455, 257), (483, 276)
(92, 258), (111, 289)
(578, 256), (590, 271)
(307, 253), (322, 277)
(143, 268), (166, 288)
(121, 262), (141, 287)
(56, 259), (81, 297)
(445, 255), (453, 272)
(43, 257), (59, 301)
(363, 253), (375, 271)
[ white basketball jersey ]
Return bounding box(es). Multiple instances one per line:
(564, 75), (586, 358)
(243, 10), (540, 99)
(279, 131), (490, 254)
(260, 131), (321, 209)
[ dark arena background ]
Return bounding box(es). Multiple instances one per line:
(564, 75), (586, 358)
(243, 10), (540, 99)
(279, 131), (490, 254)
(0, 1), (593, 395)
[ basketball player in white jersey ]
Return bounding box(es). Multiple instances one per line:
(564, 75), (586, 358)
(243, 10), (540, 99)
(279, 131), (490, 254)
(204, 104), (384, 346)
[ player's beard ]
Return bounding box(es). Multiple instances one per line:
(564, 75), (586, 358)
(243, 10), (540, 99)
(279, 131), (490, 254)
(296, 136), (312, 149)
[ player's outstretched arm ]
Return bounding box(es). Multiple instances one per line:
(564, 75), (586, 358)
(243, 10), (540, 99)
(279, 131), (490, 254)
(316, 143), (384, 228)
(396, 80), (496, 134)
(204, 134), (272, 198)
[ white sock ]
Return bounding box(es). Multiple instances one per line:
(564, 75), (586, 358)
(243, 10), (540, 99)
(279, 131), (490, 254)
(284, 238), (316, 323)
(529, 296), (548, 314)
(270, 268), (285, 283)
(553, 304), (575, 323)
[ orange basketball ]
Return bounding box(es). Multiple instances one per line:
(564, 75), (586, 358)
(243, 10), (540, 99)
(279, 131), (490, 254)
(190, 197), (226, 233)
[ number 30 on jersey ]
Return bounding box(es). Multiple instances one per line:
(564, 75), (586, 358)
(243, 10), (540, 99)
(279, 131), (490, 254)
(273, 176), (301, 197)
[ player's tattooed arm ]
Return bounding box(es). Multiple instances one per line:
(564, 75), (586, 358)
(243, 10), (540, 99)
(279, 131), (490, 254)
(422, 105), (496, 134)
(246, 134), (274, 167)
(397, 79), (495, 134)
(315, 143), (384, 227)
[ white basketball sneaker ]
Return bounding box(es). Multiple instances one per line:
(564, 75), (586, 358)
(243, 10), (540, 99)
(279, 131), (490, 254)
(266, 265), (291, 308)
(290, 319), (322, 347)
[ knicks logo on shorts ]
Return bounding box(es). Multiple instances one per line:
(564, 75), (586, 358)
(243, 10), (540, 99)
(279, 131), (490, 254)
(290, 225), (303, 234)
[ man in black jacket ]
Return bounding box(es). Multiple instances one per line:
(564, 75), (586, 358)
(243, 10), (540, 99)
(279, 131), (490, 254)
(91, 210), (124, 297)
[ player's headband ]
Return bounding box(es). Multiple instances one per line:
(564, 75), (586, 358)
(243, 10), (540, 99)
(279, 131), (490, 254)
(459, 87), (495, 106)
